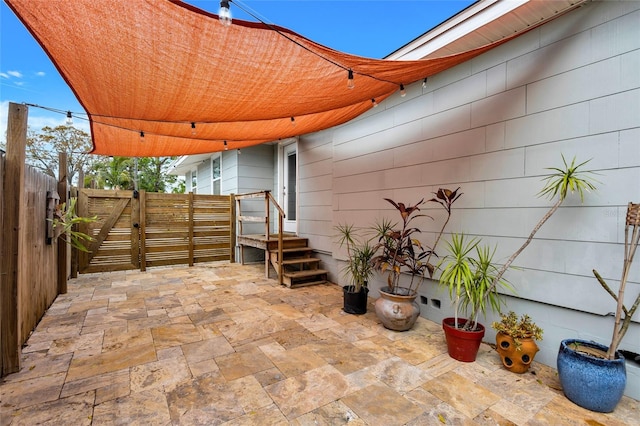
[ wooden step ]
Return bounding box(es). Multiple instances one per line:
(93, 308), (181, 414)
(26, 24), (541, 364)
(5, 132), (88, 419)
(282, 269), (328, 288)
(238, 232), (326, 287)
(281, 257), (321, 267)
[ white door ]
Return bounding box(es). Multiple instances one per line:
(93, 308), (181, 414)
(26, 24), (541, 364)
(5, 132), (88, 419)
(282, 142), (297, 233)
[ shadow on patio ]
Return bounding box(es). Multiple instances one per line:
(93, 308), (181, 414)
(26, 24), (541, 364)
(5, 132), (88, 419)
(1, 262), (638, 425)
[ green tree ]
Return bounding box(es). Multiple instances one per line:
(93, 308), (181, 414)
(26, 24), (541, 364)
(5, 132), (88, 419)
(24, 125), (95, 185)
(90, 156), (133, 190)
(88, 156), (181, 193)
(136, 157), (178, 193)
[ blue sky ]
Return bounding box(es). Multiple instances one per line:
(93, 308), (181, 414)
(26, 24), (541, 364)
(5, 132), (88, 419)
(0, 0), (475, 143)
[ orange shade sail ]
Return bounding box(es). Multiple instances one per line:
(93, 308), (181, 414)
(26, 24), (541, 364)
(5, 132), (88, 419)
(7, 0), (519, 157)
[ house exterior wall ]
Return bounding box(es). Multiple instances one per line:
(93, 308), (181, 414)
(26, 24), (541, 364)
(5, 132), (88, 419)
(197, 159), (212, 194)
(297, 0), (640, 398)
(220, 145), (277, 261)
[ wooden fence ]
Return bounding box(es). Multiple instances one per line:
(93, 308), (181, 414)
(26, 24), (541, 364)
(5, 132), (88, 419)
(1, 102), (236, 377)
(1, 103), (66, 376)
(76, 189), (235, 274)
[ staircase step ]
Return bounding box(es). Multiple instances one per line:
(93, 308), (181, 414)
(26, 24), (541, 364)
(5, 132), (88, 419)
(282, 257), (321, 266)
(287, 280), (328, 288)
(282, 269), (328, 288)
(284, 269), (328, 279)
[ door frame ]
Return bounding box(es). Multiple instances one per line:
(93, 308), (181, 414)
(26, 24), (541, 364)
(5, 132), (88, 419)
(278, 138), (298, 233)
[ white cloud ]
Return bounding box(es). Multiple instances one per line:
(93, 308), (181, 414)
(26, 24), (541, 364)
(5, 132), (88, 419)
(0, 73), (9, 79)
(0, 101), (7, 142)
(7, 70), (23, 78)
(35, 71), (46, 77)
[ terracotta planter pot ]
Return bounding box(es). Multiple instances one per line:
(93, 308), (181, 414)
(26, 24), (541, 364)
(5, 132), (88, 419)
(495, 332), (539, 373)
(442, 317), (485, 362)
(343, 285), (368, 315)
(557, 339), (626, 413)
(374, 287), (419, 331)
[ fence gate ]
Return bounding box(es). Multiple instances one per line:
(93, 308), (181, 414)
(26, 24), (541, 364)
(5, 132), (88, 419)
(77, 189), (234, 274)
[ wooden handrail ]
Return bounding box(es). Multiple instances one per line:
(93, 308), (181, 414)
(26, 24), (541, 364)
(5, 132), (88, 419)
(236, 190), (286, 285)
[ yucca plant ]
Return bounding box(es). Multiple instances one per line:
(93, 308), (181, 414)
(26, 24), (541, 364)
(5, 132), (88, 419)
(335, 223), (376, 293)
(438, 233), (513, 331)
(484, 155), (598, 305)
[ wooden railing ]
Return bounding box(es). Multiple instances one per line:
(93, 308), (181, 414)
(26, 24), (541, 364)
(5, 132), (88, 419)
(235, 190), (285, 285)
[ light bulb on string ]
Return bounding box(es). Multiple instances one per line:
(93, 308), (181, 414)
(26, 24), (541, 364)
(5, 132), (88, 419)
(371, 98), (378, 108)
(191, 122), (196, 136)
(347, 69), (355, 89)
(219, 0), (232, 26)
(400, 84), (406, 97)
(224, 140), (228, 151)
(290, 117), (296, 127)
(139, 131), (145, 143)
(422, 78), (428, 88)
(66, 111), (73, 125)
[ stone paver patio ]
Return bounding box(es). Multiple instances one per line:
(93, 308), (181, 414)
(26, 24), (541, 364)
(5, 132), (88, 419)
(1, 261), (638, 425)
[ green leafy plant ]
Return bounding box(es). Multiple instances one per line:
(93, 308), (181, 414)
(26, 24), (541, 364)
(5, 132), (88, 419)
(371, 188), (461, 295)
(335, 223), (376, 293)
(487, 155), (598, 298)
(439, 155), (597, 332)
(438, 233), (513, 331)
(492, 311), (543, 349)
(50, 197), (96, 252)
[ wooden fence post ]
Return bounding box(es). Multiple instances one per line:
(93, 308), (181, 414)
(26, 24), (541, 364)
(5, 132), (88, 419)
(230, 194), (236, 263)
(188, 192), (194, 266)
(57, 153), (68, 294)
(70, 186), (79, 279)
(139, 190), (146, 272)
(1, 102), (28, 376)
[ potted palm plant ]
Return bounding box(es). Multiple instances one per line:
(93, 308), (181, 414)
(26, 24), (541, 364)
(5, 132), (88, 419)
(438, 234), (512, 362)
(371, 188), (461, 331)
(492, 311), (543, 373)
(438, 155), (597, 362)
(335, 223), (376, 314)
(557, 202), (639, 413)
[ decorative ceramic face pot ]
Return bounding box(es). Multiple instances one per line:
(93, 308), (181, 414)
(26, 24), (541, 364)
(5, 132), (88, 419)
(496, 332), (539, 373)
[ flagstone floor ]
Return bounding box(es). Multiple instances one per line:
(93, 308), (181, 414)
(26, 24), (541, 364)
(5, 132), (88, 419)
(1, 262), (638, 426)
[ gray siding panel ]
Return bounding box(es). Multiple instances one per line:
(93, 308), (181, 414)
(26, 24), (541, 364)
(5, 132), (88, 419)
(296, 1), (640, 399)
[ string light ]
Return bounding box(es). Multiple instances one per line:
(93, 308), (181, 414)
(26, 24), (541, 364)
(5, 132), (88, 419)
(422, 78), (428, 88)
(224, 140), (228, 150)
(400, 84), (406, 97)
(371, 98), (378, 108)
(347, 69), (354, 89)
(219, 0), (232, 26)
(66, 111), (73, 125)
(290, 116), (296, 126)
(191, 122), (196, 135)
(139, 131), (145, 142)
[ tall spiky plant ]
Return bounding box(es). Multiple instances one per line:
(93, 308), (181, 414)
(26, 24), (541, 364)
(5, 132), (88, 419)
(485, 155), (598, 301)
(335, 223), (376, 293)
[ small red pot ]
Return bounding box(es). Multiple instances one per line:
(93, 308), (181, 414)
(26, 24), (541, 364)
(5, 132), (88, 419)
(442, 317), (485, 362)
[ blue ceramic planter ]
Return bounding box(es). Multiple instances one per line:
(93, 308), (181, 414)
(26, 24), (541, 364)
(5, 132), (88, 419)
(557, 339), (626, 413)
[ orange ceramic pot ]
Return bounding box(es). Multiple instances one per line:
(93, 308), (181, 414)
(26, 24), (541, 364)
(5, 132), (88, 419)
(496, 332), (539, 373)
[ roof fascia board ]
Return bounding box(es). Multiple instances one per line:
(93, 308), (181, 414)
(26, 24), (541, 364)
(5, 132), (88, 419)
(386, 0), (528, 60)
